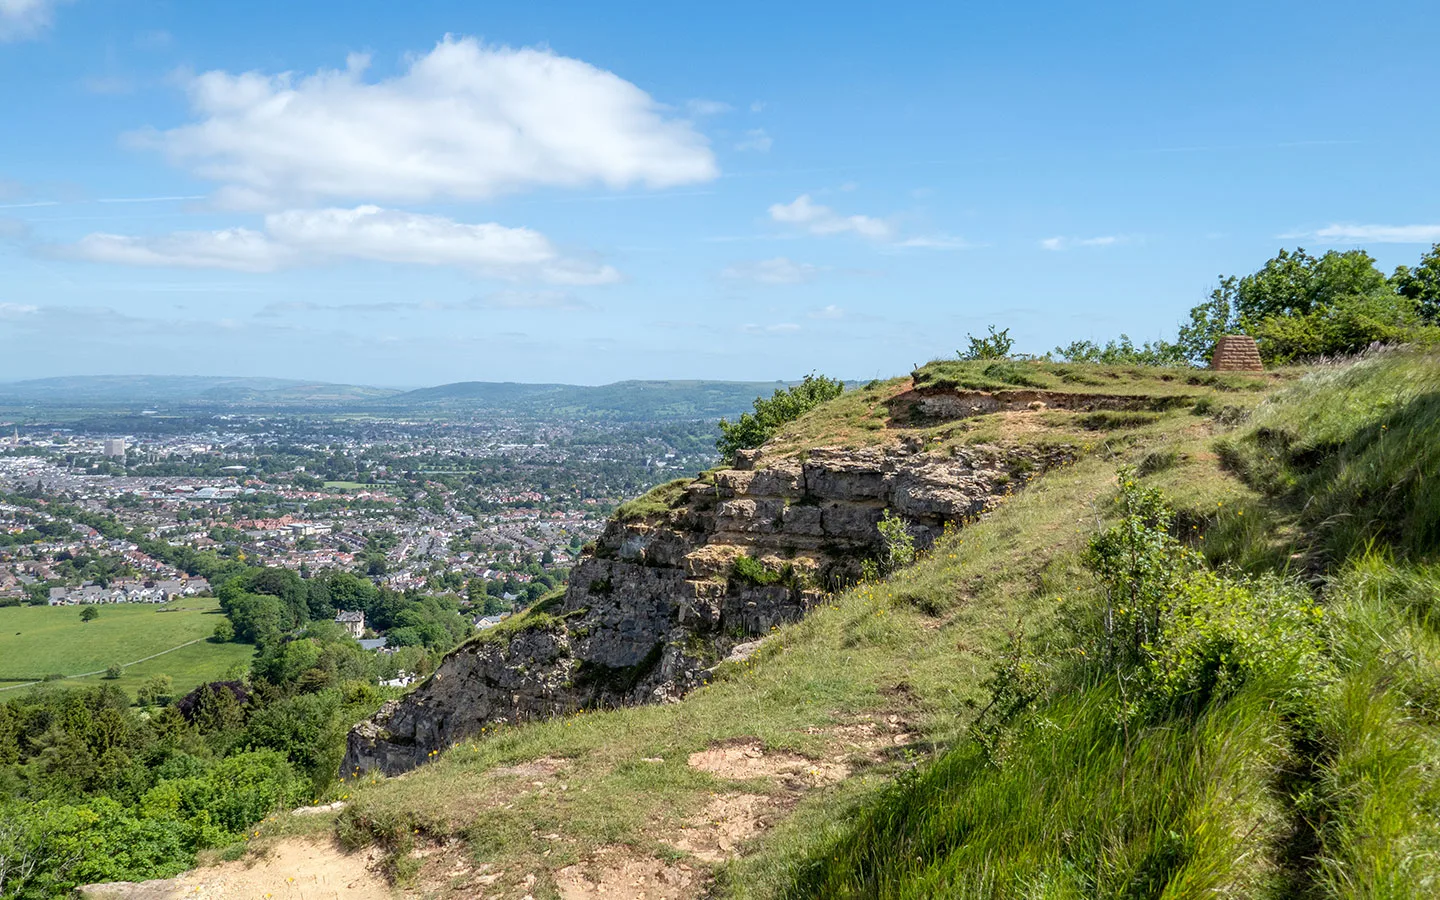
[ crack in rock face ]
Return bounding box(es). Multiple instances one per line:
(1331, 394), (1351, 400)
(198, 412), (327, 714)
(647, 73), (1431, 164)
(343, 442), (1075, 776)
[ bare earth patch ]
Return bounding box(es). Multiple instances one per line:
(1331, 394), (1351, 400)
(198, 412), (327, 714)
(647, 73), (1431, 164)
(668, 793), (781, 863)
(686, 738), (848, 787)
(555, 847), (698, 900)
(82, 838), (393, 899)
(812, 715), (915, 761)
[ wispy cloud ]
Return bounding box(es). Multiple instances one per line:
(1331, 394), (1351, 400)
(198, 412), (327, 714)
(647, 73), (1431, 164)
(721, 257), (820, 285)
(686, 98), (732, 117)
(769, 194), (894, 240)
(735, 129), (772, 153)
(1039, 235), (1123, 251)
(0, 0), (69, 42)
(0, 302), (39, 318)
(1280, 223), (1440, 244)
(58, 205), (621, 284)
(809, 304), (844, 320)
(472, 290), (590, 310)
(892, 234), (979, 250)
(741, 321), (800, 334)
(96, 195), (206, 204)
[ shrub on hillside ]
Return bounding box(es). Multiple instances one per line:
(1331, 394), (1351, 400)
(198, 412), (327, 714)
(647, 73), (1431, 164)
(716, 374), (845, 464)
(1076, 470), (1327, 723)
(957, 325), (1014, 360)
(1053, 334), (1185, 366)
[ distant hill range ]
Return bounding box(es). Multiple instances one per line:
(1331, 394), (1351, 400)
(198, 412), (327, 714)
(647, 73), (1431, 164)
(0, 375), (790, 421)
(375, 379), (789, 421)
(0, 375), (400, 405)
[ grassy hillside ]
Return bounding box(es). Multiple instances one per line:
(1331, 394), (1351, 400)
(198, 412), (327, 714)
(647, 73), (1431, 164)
(0, 598), (254, 698)
(213, 350), (1439, 898)
(749, 348), (1440, 899)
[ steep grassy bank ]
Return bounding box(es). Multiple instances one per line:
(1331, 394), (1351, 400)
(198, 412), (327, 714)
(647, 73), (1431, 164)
(749, 349), (1440, 899)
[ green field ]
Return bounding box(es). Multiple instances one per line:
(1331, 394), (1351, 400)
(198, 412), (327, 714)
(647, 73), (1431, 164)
(0, 599), (254, 699)
(322, 480), (372, 490)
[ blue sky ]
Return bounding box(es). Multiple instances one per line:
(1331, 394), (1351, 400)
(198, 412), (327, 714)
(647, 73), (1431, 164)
(2, 0), (1437, 387)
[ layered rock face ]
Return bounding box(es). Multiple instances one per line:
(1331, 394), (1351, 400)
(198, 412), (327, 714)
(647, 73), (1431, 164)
(344, 441), (1074, 776)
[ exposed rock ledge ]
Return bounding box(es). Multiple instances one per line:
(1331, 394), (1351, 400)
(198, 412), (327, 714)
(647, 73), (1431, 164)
(344, 440), (1075, 776)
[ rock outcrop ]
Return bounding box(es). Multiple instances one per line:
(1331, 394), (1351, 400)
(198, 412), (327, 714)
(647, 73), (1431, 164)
(344, 440), (1075, 776)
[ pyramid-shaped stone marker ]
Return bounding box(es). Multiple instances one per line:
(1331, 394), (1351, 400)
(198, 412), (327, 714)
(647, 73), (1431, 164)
(1211, 335), (1263, 372)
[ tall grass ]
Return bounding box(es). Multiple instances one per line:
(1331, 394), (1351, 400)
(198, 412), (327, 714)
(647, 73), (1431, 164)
(1220, 349), (1440, 563)
(759, 679), (1289, 899)
(746, 352), (1440, 899)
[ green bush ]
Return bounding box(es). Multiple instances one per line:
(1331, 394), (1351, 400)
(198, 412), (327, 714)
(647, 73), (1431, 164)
(731, 555), (781, 586)
(1077, 470), (1327, 723)
(716, 374), (845, 464)
(1053, 334), (1185, 366)
(957, 325), (1014, 360)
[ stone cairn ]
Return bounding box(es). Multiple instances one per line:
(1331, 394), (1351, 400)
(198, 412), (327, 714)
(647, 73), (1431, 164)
(1210, 335), (1264, 372)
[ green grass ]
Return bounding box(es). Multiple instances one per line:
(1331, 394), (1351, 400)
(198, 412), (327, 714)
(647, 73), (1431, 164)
(322, 480), (371, 490)
(756, 361), (1296, 463)
(0, 599), (254, 699)
(754, 680), (1290, 899)
(1219, 348), (1440, 563)
(737, 352), (1440, 900)
(613, 477), (693, 522)
(912, 357), (1278, 396)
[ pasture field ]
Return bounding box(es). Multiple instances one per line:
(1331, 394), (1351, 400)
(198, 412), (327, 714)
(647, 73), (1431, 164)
(0, 598), (254, 699)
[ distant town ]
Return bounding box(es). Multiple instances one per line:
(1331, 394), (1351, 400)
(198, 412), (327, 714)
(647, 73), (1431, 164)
(0, 410), (718, 630)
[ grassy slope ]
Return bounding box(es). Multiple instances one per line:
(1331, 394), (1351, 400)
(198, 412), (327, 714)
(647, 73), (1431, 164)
(757, 349), (1440, 899)
(248, 359), (1276, 897)
(0, 598), (254, 697)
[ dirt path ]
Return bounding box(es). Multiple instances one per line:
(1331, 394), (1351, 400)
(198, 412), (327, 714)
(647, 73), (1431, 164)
(81, 838), (394, 899)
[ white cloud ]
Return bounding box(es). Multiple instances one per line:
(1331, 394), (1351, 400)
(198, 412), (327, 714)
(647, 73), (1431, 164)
(62, 205), (621, 283)
(735, 129), (772, 152)
(1284, 223), (1440, 244)
(1040, 235), (1121, 251)
(722, 256), (819, 285)
(136, 37), (718, 208)
(70, 228), (288, 272)
(769, 194), (893, 240)
(0, 0), (65, 41)
(749, 101), (765, 113)
(809, 304), (844, 319)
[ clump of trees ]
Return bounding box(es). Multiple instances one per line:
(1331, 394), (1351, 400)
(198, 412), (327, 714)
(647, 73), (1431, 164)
(1176, 245), (1440, 364)
(1051, 244), (1440, 367)
(0, 563), (474, 896)
(716, 374), (846, 463)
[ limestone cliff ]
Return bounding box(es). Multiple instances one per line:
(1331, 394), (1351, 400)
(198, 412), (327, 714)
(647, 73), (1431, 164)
(344, 434), (1076, 776)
